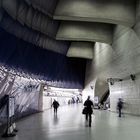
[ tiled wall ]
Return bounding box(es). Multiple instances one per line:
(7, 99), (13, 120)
(110, 76), (140, 115)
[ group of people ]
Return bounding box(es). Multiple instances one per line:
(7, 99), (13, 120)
(51, 96), (124, 127)
(68, 96), (81, 104)
(82, 96), (124, 127)
(51, 97), (94, 127)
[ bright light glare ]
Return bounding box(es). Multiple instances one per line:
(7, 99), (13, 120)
(48, 86), (80, 92)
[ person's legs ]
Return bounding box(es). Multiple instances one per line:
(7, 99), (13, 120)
(56, 108), (58, 114)
(85, 114), (88, 126)
(119, 108), (121, 117)
(89, 114), (92, 127)
(54, 108), (56, 114)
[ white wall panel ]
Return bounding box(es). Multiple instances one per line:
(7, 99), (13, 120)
(110, 77), (140, 115)
(84, 5), (140, 115)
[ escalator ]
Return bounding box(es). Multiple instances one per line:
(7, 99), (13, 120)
(100, 89), (110, 105)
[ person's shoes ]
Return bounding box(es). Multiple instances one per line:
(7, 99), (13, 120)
(89, 124), (91, 127)
(1, 133), (16, 137)
(14, 129), (18, 132)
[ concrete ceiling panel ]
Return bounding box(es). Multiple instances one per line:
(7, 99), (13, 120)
(24, 0), (58, 16)
(56, 21), (113, 44)
(67, 42), (94, 59)
(2, 0), (59, 38)
(2, 0), (18, 20)
(54, 0), (136, 27)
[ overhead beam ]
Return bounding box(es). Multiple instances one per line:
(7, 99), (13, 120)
(2, 0), (59, 37)
(54, 0), (136, 27)
(67, 42), (94, 59)
(56, 21), (113, 44)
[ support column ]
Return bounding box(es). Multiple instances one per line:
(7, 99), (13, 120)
(38, 83), (45, 112)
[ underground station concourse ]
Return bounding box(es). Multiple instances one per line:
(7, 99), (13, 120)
(0, 0), (140, 140)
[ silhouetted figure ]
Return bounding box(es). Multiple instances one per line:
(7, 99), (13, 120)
(76, 97), (80, 104)
(117, 98), (123, 117)
(68, 100), (71, 105)
(72, 97), (75, 104)
(52, 100), (59, 114)
(84, 96), (94, 127)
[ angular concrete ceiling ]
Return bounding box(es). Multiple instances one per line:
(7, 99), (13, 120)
(0, 0), (70, 55)
(56, 21), (114, 44)
(54, 0), (136, 27)
(0, 14), (69, 54)
(67, 42), (94, 59)
(0, 0), (137, 60)
(2, 0), (59, 37)
(24, 0), (58, 16)
(0, 0), (140, 89)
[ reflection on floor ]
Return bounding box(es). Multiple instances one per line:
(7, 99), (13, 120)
(1, 104), (140, 140)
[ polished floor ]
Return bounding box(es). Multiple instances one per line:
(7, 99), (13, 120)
(1, 104), (140, 140)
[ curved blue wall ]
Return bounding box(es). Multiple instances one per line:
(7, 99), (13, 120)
(0, 28), (86, 89)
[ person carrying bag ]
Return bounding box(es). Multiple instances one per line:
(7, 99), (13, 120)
(82, 96), (94, 127)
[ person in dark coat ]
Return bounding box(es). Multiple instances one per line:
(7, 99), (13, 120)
(52, 100), (59, 114)
(84, 96), (94, 127)
(117, 98), (124, 117)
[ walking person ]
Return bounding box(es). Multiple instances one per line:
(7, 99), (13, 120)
(117, 98), (124, 117)
(52, 99), (59, 114)
(83, 96), (94, 127)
